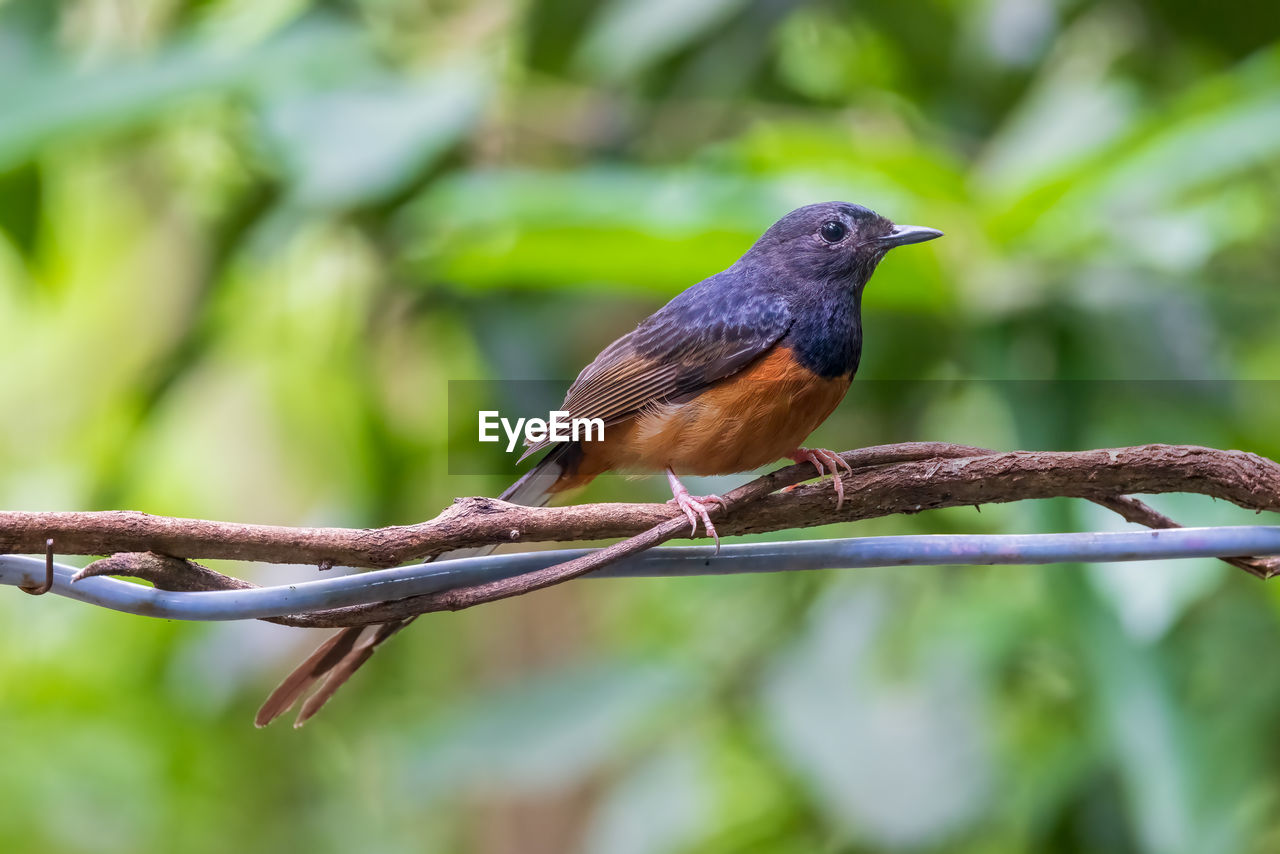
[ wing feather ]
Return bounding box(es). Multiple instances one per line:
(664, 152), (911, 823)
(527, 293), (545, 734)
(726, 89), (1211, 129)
(523, 273), (792, 456)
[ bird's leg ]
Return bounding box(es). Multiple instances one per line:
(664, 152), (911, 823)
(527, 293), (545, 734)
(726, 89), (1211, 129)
(786, 447), (853, 510)
(665, 468), (725, 549)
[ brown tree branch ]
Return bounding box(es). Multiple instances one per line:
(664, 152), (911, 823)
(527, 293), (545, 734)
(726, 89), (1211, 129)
(9, 443), (1278, 573)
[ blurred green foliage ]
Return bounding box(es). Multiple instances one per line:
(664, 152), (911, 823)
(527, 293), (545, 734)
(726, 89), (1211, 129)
(1, 0), (1279, 852)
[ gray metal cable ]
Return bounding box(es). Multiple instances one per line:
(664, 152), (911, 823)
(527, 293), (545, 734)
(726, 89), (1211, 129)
(1, 526), (1277, 622)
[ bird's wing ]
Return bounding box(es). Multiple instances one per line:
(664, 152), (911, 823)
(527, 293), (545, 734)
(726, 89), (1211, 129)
(522, 276), (792, 457)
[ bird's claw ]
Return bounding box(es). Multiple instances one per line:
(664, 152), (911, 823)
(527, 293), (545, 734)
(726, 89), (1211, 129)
(665, 469), (724, 550)
(666, 492), (724, 549)
(787, 447), (852, 510)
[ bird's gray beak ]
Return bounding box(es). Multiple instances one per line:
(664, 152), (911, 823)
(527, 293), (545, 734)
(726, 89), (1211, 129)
(876, 224), (943, 248)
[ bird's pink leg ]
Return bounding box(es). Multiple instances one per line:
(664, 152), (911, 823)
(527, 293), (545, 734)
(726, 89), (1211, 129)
(665, 468), (726, 549)
(787, 448), (853, 510)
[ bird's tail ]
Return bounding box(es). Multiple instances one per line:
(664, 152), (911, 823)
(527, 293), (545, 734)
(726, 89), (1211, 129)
(254, 444), (584, 728)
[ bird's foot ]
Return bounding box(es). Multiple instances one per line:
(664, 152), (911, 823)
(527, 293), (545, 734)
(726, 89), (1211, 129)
(787, 447), (853, 510)
(665, 468), (725, 550)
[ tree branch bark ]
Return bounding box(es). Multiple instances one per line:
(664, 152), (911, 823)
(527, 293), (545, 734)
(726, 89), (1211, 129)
(2, 443), (1277, 563)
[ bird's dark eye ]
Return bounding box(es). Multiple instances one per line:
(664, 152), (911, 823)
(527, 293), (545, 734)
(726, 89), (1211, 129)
(819, 220), (847, 243)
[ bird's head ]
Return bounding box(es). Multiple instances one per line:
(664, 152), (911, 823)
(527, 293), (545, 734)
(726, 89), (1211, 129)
(747, 201), (942, 287)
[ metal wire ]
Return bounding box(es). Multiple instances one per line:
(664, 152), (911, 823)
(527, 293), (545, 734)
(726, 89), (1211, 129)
(1, 526), (1277, 622)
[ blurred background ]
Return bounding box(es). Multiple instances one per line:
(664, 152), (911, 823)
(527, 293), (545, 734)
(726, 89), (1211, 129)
(2, 0), (1279, 851)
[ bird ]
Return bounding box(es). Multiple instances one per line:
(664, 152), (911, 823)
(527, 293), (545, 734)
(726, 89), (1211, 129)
(256, 201), (942, 727)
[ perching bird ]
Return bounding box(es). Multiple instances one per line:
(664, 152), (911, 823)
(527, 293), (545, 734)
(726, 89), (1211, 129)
(256, 201), (942, 727)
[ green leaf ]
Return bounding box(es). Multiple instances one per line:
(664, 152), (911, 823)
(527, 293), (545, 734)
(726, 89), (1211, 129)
(576, 0), (747, 82)
(403, 659), (695, 794)
(580, 742), (710, 854)
(259, 67), (489, 209)
(1071, 583), (1205, 854)
(0, 19), (369, 171)
(760, 587), (994, 848)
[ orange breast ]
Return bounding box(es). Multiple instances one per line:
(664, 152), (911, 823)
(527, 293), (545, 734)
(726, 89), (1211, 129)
(555, 346), (851, 490)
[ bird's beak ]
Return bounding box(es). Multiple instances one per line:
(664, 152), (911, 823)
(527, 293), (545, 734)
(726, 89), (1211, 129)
(876, 224), (943, 248)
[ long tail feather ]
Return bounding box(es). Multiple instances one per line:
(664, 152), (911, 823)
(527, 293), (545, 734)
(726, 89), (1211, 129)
(255, 444), (580, 727)
(292, 619), (411, 727)
(254, 623), (375, 728)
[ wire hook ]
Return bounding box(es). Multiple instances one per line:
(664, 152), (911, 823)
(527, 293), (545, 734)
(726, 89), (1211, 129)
(19, 538), (55, 595)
